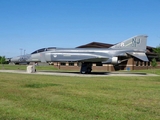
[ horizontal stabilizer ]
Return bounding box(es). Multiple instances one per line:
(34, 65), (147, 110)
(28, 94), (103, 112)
(127, 52), (149, 61)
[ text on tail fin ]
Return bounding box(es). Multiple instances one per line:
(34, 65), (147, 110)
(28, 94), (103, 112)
(110, 35), (148, 50)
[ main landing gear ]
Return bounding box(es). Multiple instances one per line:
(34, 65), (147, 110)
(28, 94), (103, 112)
(80, 62), (92, 74)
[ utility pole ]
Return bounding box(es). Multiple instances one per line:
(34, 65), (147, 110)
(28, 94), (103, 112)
(20, 48), (23, 56)
(24, 49), (26, 55)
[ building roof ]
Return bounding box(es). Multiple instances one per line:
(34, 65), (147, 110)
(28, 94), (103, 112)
(77, 42), (113, 48)
(76, 42), (156, 55)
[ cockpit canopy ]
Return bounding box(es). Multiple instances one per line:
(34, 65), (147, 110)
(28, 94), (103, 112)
(31, 47), (56, 54)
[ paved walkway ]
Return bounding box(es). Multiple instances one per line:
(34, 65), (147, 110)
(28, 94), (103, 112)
(0, 70), (159, 77)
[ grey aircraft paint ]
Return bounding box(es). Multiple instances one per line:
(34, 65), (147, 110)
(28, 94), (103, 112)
(10, 35), (148, 73)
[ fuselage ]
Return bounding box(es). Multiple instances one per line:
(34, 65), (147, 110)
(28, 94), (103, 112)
(10, 47), (144, 64)
(10, 35), (148, 64)
(26, 48), (130, 63)
(10, 35), (148, 74)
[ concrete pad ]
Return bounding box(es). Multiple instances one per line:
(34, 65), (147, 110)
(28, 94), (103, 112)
(0, 70), (159, 77)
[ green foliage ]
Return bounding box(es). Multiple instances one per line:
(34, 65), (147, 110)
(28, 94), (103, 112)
(153, 44), (160, 60)
(0, 73), (160, 119)
(0, 56), (6, 64)
(151, 58), (157, 68)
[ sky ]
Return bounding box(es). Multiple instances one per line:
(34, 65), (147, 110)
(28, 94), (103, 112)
(0, 0), (160, 57)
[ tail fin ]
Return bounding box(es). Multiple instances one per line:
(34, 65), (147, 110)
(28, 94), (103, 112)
(110, 35), (148, 51)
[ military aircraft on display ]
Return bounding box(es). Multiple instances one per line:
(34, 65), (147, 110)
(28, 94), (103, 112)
(11, 35), (148, 73)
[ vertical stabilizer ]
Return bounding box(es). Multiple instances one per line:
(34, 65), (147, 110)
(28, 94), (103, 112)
(110, 35), (148, 51)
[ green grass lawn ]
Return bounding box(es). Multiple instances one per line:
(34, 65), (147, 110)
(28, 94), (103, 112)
(0, 72), (160, 120)
(131, 69), (160, 75)
(0, 64), (58, 71)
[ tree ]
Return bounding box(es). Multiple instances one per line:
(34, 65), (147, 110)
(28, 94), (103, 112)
(0, 56), (6, 64)
(151, 58), (157, 73)
(153, 44), (160, 60)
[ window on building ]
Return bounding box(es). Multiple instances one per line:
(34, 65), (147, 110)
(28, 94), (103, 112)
(148, 62), (150, 66)
(140, 61), (143, 66)
(60, 62), (66, 66)
(136, 61), (139, 66)
(69, 62), (74, 66)
(96, 62), (102, 66)
(77, 62), (81, 67)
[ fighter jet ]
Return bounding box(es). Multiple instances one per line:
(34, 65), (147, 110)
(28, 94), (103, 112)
(11, 35), (148, 73)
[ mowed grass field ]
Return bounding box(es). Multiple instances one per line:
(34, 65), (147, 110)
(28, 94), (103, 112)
(0, 72), (160, 120)
(0, 64), (58, 71)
